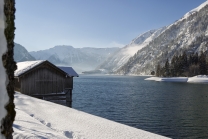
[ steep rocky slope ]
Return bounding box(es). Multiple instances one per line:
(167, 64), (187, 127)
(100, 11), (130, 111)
(97, 27), (167, 72)
(116, 1), (208, 75)
(14, 43), (36, 62)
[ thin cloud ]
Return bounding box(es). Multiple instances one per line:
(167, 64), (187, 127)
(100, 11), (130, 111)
(108, 41), (125, 48)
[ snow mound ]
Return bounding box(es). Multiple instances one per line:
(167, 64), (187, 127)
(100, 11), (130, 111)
(145, 77), (188, 82)
(145, 75), (208, 83)
(13, 92), (169, 139)
(15, 60), (45, 76)
(144, 77), (161, 81)
(187, 75), (208, 83)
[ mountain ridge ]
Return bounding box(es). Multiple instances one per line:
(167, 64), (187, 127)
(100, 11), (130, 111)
(97, 26), (167, 72)
(115, 1), (208, 75)
(29, 45), (120, 73)
(14, 43), (36, 62)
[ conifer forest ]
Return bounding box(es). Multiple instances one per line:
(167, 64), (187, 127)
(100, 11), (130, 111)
(156, 51), (208, 77)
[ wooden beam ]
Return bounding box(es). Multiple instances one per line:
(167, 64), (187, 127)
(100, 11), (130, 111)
(31, 93), (66, 97)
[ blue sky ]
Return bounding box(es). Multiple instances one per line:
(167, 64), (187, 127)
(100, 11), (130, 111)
(15, 0), (206, 51)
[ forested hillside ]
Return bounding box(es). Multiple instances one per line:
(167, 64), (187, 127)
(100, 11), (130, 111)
(116, 2), (208, 75)
(156, 51), (208, 77)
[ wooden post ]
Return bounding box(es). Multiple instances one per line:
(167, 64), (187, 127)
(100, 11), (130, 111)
(65, 88), (72, 107)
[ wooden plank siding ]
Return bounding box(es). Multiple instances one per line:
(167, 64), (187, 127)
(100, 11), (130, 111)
(14, 61), (75, 107)
(65, 78), (73, 89)
(16, 63), (72, 95)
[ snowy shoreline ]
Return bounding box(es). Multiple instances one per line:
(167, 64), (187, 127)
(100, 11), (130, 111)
(145, 75), (208, 83)
(13, 92), (170, 139)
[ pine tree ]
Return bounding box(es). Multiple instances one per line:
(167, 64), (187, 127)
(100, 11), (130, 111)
(156, 63), (161, 77)
(178, 55), (184, 76)
(193, 52), (199, 65)
(199, 51), (207, 75)
(164, 59), (170, 77)
(170, 55), (177, 77)
(174, 55), (180, 76)
(181, 52), (189, 76)
(188, 53), (194, 66)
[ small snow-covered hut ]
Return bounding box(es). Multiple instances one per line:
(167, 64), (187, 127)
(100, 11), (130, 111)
(14, 60), (78, 107)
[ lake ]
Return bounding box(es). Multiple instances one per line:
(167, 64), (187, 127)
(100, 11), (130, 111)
(72, 75), (208, 138)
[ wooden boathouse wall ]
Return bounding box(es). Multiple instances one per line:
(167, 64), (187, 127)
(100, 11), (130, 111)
(14, 61), (75, 107)
(15, 62), (73, 95)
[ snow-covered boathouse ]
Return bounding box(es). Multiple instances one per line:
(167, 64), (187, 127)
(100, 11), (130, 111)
(14, 60), (78, 107)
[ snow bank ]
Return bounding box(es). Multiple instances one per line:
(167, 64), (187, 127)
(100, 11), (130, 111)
(187, 75), (208, 83)
(145, 77), (188, 82)
(144, 77), (161, 81)
(0, 0), (8, 139)
(13, 92), (169, 139)
(146, 75), (208, 83)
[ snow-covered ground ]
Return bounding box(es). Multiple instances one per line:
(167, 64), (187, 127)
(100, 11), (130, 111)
(13, 92), (170, 139)
(145, 77), (161, 81)
(182, 0), (208, 20)
(187, 75), (208, 83)
(145, 75), (208, 83)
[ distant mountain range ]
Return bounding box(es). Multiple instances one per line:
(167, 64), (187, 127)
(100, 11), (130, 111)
(29, 46), (120, 73)
(14, 43), (36, 62)
(14, 1), (208, 75)
(14, 44), (120, 73)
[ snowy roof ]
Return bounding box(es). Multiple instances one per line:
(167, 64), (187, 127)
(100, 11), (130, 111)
(15, 60), (45, 76)
(15, 60), (78, 77)
(58, 66), (79, 77)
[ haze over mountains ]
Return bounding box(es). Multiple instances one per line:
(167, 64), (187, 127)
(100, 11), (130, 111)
(97, 27), (167, 72)
(14, 43), (120, 73)
(14, 1), (208, 75)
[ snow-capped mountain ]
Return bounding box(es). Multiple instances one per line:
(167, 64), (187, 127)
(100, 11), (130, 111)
(14, 43), (36, 62)
(115, 1), (208, 75)
(30, 46), (120, 73)
(97, 27), (167, 72)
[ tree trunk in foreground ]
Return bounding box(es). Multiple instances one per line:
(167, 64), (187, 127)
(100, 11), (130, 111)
(1, 0), (16, 138)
